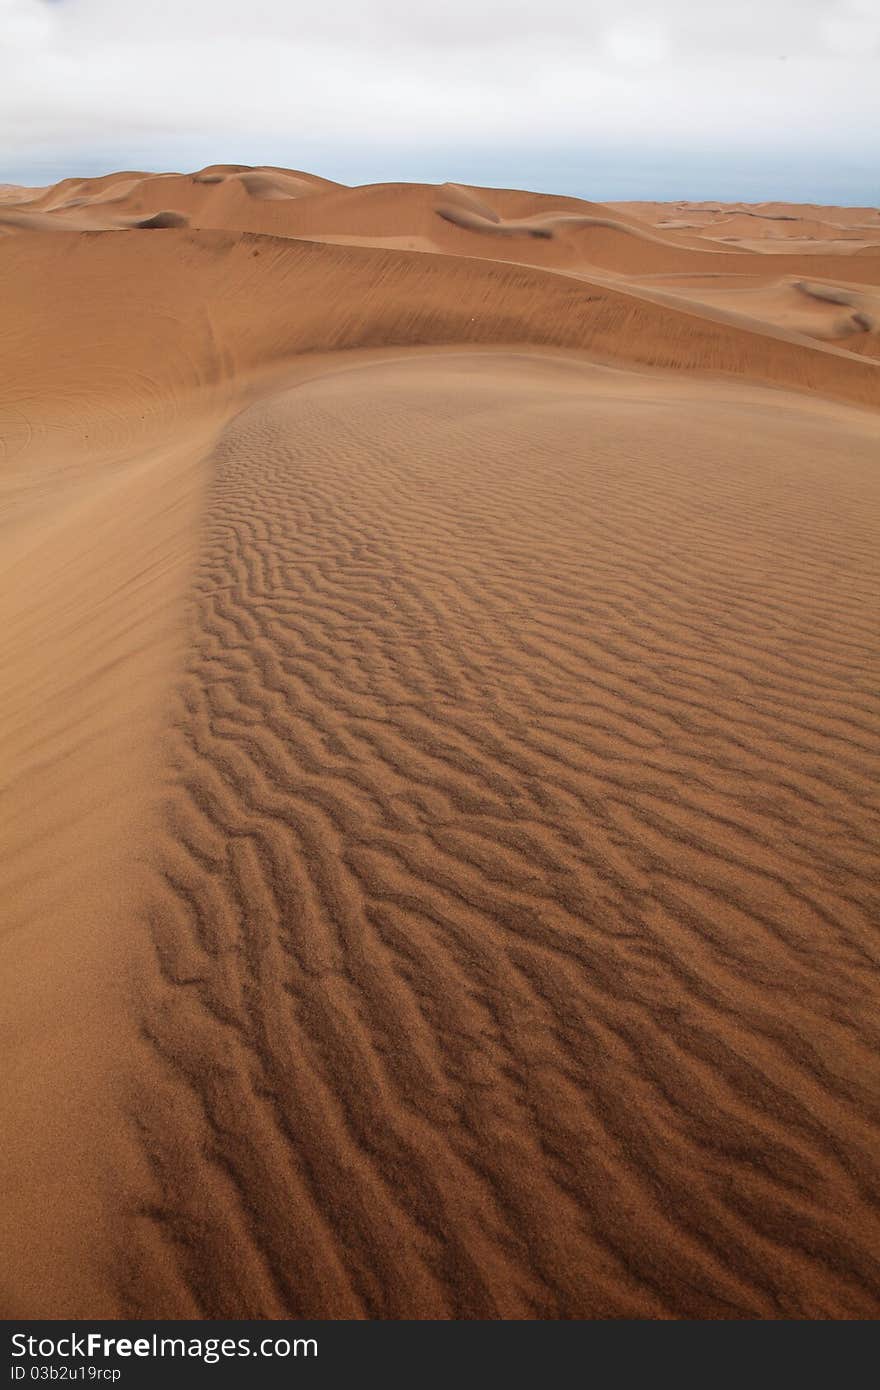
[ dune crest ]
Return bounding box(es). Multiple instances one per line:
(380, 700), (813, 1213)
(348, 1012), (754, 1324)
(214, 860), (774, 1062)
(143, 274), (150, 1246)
(130, 209), (190, 229)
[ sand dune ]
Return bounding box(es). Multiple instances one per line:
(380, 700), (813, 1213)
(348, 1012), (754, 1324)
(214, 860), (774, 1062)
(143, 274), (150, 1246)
(611, 200), (880, 258)
(1, 166), (879, 1320)
(613, 199), (880, 232)
(796, 279), (875, 321)
(433, 196), (716, 257)
(623, 273), (880, 351)
(129, 209), (190, 229)
(436, 203), (554, 238)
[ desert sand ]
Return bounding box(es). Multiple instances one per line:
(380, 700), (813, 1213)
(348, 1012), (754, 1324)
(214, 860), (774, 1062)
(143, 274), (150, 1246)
(1, 169), (878, 1319)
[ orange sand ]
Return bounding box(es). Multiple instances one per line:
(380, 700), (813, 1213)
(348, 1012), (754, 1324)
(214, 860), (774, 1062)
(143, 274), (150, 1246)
(1, 171), (879, 1319)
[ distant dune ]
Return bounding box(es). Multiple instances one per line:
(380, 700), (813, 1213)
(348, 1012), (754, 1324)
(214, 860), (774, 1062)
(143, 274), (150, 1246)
(1, 167), (878, 1320)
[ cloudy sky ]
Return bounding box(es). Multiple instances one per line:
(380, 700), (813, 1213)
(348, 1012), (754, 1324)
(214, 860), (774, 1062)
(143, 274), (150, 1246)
(3, 0), (879, 200)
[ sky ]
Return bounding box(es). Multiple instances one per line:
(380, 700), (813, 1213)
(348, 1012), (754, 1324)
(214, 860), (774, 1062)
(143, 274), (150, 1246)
(2, 0), (879, 201)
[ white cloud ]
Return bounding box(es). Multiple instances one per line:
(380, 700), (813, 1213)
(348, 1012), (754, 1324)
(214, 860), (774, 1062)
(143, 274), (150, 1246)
(1, 1), (878, 194)
(603, 22), (670, 68)
(821, 0), (880, 56)
(3, 0), (52, 46)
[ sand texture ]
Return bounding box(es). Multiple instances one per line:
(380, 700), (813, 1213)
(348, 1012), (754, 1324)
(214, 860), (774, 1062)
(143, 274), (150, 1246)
(1, 170), (879, 1320)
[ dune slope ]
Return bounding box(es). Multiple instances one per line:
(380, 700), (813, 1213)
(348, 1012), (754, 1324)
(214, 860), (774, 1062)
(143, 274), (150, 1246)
(128, 357), (880, 1319)
(1, 167), (879, 1320)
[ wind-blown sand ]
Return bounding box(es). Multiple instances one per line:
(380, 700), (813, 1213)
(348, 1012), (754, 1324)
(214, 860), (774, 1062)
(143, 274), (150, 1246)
(1, 171), (879, 1319)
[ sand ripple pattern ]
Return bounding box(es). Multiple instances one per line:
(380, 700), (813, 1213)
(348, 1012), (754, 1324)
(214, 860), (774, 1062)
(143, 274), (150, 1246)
(134, 358), (880, 1319)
